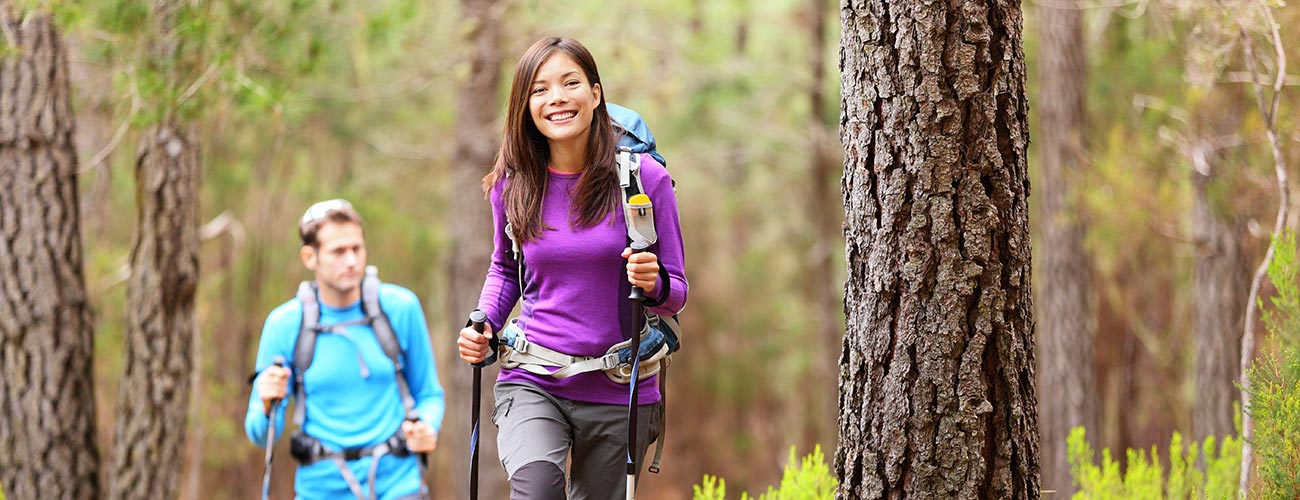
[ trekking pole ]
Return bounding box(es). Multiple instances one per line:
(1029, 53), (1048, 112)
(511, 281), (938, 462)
(406, 409), (430, 500)
(262, 355), (286, 500)
(626, 240), (649, 500)
(468, 310), (492, 500)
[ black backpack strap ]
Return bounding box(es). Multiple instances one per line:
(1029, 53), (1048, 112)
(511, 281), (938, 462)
(361, 266), (418, 418)
(293, 281), (320, 427)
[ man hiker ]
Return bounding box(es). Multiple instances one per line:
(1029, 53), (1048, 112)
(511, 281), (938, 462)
(246, 199), (445, 500)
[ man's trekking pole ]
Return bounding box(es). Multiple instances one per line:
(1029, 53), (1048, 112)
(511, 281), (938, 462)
(468, 310), (492, 500)
(406, 409), (430, 500)
(626, 240), (649, 500)
(262, 355), (286, 500)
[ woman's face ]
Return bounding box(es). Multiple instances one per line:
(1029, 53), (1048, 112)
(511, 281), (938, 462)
(528, 52), (602, 149)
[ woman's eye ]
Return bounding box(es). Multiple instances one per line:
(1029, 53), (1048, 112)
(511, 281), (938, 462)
(565, 80), (580, 87)
(531, 87), (546, 95)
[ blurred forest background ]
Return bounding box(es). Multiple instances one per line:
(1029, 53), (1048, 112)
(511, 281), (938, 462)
(1, 0), (1298, 498)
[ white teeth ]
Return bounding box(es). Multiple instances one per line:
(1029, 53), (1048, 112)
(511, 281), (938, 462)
(549, 112), (576, 121)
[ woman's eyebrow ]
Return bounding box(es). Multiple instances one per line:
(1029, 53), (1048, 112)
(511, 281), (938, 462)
(533, 71), (581, 84)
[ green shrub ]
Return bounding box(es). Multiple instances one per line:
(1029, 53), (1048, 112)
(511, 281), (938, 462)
(1247, 229), (1300, 499)
(1067, 425), (1241, 499)
(693, 445), (836, 500)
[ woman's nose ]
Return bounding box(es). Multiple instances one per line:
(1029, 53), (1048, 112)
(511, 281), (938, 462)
(548, 87), (567, 104)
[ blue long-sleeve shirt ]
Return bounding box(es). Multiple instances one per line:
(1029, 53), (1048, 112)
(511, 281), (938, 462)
(245, 283), (444, 500)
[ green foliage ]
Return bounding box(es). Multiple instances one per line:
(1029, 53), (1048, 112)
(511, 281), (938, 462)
(693, 446), (836, 500)
(76, 0), (429, 125)
(1247, 230), (1300, 499)
(1067, 426), (1241, 499)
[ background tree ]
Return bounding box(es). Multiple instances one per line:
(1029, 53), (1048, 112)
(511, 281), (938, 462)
(437, 0), (506, 497)
(1035, 0), (1098, 495)
(0, 6), (101, 499)
(836, 0), (1039, 497)
(805, 0), (844, 443)
(107, 1), (202, 497)
(1190, 134), (1246, 444)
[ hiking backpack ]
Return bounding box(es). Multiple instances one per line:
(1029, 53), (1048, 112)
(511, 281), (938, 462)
(287, 266), (424, 500)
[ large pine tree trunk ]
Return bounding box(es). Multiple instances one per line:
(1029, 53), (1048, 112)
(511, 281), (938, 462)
(0, 9), (102, 499)
(107, 121), (201, 500)
(1191, 144), (1244, 442)
(438, 0), (503, 496)
(836, 0), (1040, 497)
(1034, 0), (1096, 495)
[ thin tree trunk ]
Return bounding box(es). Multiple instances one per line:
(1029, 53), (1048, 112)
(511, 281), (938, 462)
(0, 8), (101, 499)
(108, 1), (202, 495)
(439, 0), (503, 497)
(807, 0), (842, 445)
(836, 0), (1039, 496)
(1233, 3), (1290, 493)
(1191, 144), (1244, 443)
(1035, 0), (1096, 495)
(107, 121), (201, 500)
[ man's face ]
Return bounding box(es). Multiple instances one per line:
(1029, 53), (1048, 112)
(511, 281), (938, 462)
(302, 221), (366, 299)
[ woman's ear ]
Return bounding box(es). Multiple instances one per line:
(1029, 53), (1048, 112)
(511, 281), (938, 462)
(592, 82), (602, 104)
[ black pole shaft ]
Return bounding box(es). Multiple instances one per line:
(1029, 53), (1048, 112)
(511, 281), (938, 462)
(469, 310), (489, 500)
(626, 241), (649, 495)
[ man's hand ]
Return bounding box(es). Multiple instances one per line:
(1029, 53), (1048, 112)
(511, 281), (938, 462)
(403, 419), (438, 453)
(257, 365), (291, 416)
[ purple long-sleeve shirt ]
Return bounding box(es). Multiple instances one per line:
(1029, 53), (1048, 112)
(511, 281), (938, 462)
(477, 154), (688, 405)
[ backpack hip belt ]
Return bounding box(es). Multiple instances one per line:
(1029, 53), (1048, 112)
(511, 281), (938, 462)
(289, 429), (412, 500)
(496, 318), (672, 384)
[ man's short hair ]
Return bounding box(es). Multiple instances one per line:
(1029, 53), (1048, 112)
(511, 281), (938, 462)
(299, 199), (364, 247)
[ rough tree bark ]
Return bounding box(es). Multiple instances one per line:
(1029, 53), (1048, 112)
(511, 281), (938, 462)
(1035, 0), (1096, 495)
(836, 0), (1040, 497)
(438, 0), (504, 497)
(0, 8), (101, 499)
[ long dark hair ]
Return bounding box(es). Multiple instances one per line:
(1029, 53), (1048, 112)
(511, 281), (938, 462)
(482, 37), (619, 242)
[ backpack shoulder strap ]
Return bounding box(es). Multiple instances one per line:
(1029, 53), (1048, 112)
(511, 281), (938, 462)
(617, 147), (644, 202)
(361, 266), (419, 418)
(292, 281), (319, 426)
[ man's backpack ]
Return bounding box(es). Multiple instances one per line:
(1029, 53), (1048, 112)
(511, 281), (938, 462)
(290, 266), (418, 426)
(288, 266), (423, 500)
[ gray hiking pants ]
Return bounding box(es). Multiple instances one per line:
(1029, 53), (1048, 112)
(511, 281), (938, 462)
(492, 381), (662, 500)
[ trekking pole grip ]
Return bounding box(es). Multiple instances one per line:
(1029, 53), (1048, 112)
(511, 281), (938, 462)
(628, 241), (650, 301)
(469, 310), (495, 368)
(265, 356), (286, 417)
